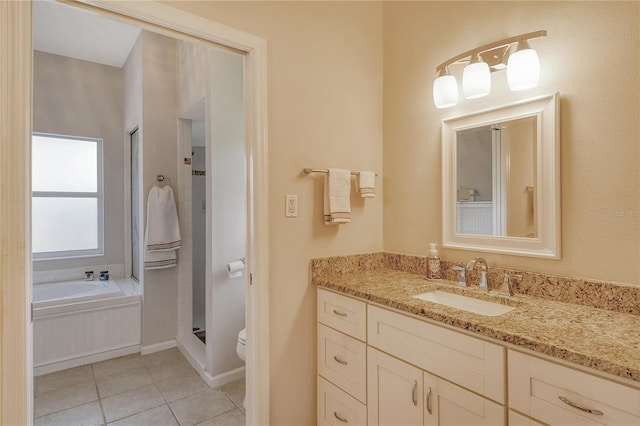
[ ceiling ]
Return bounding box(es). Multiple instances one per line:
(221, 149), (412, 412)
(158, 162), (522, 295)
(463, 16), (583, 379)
(33, 0), (141, 68)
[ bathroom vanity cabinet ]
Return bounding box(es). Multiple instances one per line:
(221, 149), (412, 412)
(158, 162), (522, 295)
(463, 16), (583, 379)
(317, 288), (640, 426)
(317, 289), (367, 425)
(367, 304), (505, 425)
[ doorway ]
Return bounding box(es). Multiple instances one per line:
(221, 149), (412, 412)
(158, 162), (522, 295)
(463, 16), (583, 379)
(191, 119), (207, 341)
(0, 1), (269, 424)
(177, 43), (247, 386)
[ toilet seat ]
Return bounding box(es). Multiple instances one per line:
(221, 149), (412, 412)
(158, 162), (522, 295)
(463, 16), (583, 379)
(238, 328), (246, 345)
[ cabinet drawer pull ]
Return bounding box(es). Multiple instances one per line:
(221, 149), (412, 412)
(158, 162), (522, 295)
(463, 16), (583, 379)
(412, 380), (418, 406)
(558, 396), (604, 415)
(333, 309), (348, 317)
(426, 387), (432, 414)
(334, 411), (348, 423)
(333, 355), (348, 365)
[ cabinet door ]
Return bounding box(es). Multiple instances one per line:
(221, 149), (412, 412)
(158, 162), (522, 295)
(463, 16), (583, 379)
(423, 372), (505, 426)
(508, 410), (545, 426)
(368, 347), (422, 426)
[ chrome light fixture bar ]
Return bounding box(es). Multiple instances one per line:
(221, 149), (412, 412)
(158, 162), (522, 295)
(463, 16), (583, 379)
(433, 30), (547, 109)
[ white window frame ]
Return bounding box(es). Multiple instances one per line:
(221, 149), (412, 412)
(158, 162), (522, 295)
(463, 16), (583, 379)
(32, 132), (104, 260)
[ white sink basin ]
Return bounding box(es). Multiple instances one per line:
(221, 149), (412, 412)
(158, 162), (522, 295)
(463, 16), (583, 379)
(413, 290), (516, 317)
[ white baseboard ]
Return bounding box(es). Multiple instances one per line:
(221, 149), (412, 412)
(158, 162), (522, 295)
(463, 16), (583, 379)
(176, 334), (245, 388)
(177, 333), (205, 370)
(203, 366), (245, 388)
(141, 339), (177, 355)
(34, 345), (141, 376)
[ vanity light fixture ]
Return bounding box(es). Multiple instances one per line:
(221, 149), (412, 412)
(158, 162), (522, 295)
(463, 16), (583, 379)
(433, 30), (547, 109)
(507, 39), (541, 91)
(462, 53), (491, 99)
(432, 67), (459, 109)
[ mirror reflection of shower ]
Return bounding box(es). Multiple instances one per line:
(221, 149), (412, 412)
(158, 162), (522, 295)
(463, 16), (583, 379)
(191, 120), (207, 342)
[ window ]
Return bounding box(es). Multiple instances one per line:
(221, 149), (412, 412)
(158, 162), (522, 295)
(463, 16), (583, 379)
(32, 133), (104, 259)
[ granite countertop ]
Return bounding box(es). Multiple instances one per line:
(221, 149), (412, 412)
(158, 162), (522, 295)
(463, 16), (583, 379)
(313, 268), (640, 385)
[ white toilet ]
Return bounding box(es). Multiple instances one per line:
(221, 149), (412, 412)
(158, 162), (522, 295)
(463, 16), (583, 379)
(236, 328), (247, 409)
(236, 328), (246, 362)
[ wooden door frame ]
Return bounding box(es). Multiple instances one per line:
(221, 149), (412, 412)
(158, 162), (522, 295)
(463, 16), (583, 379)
(0, 1), (269, 424)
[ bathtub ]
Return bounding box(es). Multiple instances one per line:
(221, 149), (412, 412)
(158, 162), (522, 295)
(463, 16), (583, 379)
(33, 279), (123, 308)
(33, 278), (142, 375)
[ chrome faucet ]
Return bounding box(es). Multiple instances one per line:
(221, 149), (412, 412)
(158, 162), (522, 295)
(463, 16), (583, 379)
(466, 258), (488, 291)
(499, 273), (522, 296)
(452, 266), (466, 287)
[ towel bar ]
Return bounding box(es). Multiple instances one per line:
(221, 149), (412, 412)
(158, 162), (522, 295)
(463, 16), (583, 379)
(304, 168), (377, 176)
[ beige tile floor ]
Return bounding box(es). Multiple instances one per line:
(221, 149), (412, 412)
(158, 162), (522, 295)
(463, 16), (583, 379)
(34, 348), (246, 426)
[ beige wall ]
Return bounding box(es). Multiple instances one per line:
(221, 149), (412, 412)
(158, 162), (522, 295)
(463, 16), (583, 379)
(32, 51), (125, 272)
(165, 1), (382, 425)
(383, 1), (639, 285)
(165, 2), (384, 424)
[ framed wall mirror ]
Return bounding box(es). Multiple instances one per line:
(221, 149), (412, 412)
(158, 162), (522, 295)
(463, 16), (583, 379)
(442, 93), (560, 258)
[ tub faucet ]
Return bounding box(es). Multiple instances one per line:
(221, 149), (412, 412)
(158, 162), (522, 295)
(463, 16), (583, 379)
(466, 258), (488, 291)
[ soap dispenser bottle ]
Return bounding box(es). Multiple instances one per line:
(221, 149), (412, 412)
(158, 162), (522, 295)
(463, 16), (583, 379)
(426, 243), (441, 280)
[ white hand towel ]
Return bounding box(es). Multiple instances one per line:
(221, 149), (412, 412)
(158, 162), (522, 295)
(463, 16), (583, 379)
(144, 242), (177, 270)
(356, 171), (376, 198)
(145, 185), (181, 252)
(144, 185), (181, 270)
(323, 169), (351, 225)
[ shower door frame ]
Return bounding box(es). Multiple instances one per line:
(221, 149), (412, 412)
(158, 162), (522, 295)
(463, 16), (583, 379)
(0, 1), (270, 424)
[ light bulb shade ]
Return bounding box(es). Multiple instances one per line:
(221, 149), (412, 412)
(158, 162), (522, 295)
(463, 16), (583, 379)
(507, 48), (540, 91)
(462, 61), (491, 99)
(433, 74), (458, 109)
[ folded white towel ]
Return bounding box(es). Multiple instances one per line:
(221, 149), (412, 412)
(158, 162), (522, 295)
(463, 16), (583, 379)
(323, 169), (351, 225)
(145, 185), (181, 252)
(356, 171), (376, 198)
(144, 185), (181, 270)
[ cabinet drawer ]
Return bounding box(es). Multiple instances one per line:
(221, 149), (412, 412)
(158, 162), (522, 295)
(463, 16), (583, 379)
(368, 305), (505, 403)
(509, 350), (640, 426)
(318, 323), (367, 402)
(318, 288), (366, 341)
(318, 376), (366, 426)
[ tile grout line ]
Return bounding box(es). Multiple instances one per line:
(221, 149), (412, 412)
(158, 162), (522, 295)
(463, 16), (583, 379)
(33, 378), (101, 420)
(90, 363), (108, 426)
(166, 402), (182, 426)
(192, 406), (240, 426)
(34, 349), (245, 425)
(94, 379), (108, 426)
